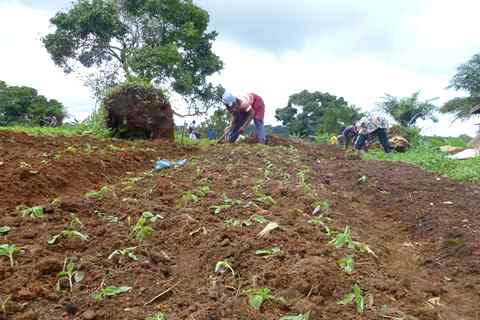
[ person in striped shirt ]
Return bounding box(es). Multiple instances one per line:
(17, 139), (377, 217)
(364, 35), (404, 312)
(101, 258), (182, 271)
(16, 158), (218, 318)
(222, 91), (266, 143)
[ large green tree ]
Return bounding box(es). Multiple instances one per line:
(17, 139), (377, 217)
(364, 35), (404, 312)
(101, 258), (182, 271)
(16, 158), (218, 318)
(42, 0), (223, 112)
(378, 92), (438, 127)
(275, 90), (363, 137)
(441, 53), (480, 119)
(0, 80), (66, 126)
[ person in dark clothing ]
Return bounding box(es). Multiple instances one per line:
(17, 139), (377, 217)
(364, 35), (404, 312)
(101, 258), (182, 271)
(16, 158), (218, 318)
(342, 125), (358, 149)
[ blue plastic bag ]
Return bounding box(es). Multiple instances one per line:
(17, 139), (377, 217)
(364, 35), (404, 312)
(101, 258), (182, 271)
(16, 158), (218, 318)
(153, 159), (187, 172)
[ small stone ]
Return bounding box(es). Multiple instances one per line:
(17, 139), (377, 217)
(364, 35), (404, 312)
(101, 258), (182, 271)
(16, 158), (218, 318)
(82, 310), (97, 320)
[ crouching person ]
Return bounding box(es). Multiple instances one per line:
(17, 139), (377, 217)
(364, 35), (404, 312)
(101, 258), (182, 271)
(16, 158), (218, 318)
(355, 115), (391, 153)
(222, 91), (266, 144)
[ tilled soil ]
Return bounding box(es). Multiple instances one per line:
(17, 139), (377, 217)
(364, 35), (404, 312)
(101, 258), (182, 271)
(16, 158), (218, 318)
(0, 131), (479, 320)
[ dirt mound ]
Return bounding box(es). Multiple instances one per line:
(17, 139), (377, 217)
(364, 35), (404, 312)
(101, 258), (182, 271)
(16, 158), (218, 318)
(1, 132), (479, 320)
(104, 84), (174, 140)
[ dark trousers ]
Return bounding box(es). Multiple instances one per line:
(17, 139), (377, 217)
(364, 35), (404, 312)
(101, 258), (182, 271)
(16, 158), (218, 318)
(355, 128), (391, 153)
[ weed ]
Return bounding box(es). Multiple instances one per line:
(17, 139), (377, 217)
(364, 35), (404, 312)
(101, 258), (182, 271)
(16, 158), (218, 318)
(244, 288), (287, 311)
(224, 218), (252, 227)
(255, 247), (281, 258)
(108, 247), (139, 262)
(214, 260), (235, 277)
(17, 205), (44, 218)
(337, 284), (364, 314)
(279, 312), (311, 320)
(56, 257), (85, 292)
(254, 195), (276, 207)
(329, 226), (355, 249)
(0, 244), (22, 267)
(48, 230), (88, 245)
(312, 200), (331, 215)
(146, 313), (166, 320)
(251, 215), (269, 224)
(337, 255), (355, 274)
(91, 285), (131, 301)
(85, 186), (110, 200)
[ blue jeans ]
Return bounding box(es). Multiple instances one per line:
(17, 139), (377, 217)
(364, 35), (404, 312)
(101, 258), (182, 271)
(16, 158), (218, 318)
(355, 128), (391, 153)
(228, 112), (266, 143)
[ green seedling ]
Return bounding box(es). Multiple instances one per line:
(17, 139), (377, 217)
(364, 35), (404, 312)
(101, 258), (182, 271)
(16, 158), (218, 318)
(251, 215), (269, 224)
(329, 226), (355, 249)
(357, 176), (368, 184)
(254, 195), (276, 207)
(210, 204), (231, 215)
(0, 244), (22, 267)
(224, 218), (252, 227)
(48, 230), (88, 245)
(95, 210), (119, 223)
(56, 257), (85, 292)
(337, 284), (364, 314)
(18, 205), (44, 218)
(337, 255), (355, 274)
(146, 313), (166, 320)
(244, 288), (287, 311)
(69, 214), (83, 228)
(1, 295), (11, 317)
(354, 242), (377, 258)
(85, 186), (110, 200)
(280, 312), (311, 320)
(108, 247), (138, 261)
(214, 260), (235, 277)
(91, 285), (131, 301)
(130, 212), (161, 242)
(255, 247), (281, 258)
(0, 226), (10, 236)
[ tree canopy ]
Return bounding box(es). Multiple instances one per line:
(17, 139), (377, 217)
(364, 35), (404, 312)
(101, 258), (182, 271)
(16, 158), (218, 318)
(0, 80), (66, 126)
(441, 53), (480, 119)
(377, 92), (438, 127)
(42, 0), (223, 111)
(275, 90), (363, 137)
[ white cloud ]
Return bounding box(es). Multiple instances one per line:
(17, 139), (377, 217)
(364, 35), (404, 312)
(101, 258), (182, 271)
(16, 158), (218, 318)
(0, 0), (479, 136)
(0, 0), (94, 121)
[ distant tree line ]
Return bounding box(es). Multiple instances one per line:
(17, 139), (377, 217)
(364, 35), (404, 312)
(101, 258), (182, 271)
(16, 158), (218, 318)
(0, 80), (66, 126)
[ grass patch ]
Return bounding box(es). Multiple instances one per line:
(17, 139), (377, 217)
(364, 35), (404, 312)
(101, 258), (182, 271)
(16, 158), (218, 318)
(363, 137), (480, 182)
(0, 125), (90, 136)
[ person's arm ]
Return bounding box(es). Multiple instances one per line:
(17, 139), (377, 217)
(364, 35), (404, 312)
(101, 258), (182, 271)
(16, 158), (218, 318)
(240, 109), (254, 132)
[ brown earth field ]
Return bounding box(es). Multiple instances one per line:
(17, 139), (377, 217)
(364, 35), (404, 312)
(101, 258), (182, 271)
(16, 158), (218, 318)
(0, 130), (479, 320)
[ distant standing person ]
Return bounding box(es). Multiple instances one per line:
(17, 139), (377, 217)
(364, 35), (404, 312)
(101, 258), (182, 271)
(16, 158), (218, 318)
(222, 91), (266, 144)
(355, 115), (391, 153)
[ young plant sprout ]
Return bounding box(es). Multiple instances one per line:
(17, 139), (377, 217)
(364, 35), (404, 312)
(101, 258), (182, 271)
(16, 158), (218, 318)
(255, 247), (281, 258)
(69, 214), (83, 228)
(244, 288), (287, 311)
(48, 230), (88, 245)
(0, 244), (22, 267)
(254, 195), (276, 207)
(130, 212), (162, 242)
(0, 226), (10, 236)
(251, 215), (269, 224)
(210, 204), (231, 215)
(337, 284), (364, 314)
(91, 285), (131, 301)
(279, 312), (311, 320)
(85, 186), (110, 200)
(329, 226), (355, 249)
(337, 255), (355, 274)
(18, 205), (44, 218)
(214, 260), (235, 277)
(108, 247), (138, 261)
(146, 313), (167, 320)
(56, 257), (85, 292)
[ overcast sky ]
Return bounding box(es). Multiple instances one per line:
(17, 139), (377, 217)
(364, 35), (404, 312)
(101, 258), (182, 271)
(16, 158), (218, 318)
(1, 0), (479, 136)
